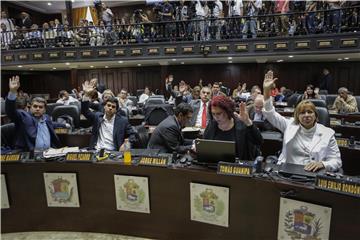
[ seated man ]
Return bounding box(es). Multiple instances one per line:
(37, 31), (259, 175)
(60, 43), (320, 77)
(189, 86), (212, 128)
(5, 76), (67, 151)
(56, 90), (79, 105)
(148, 103), (193, 153)
(81, 81), (136, 151)
(248, 95), (274, 131)
(332, 87), (358, 113)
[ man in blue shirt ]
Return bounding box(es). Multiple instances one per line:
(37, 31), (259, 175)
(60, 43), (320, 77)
(5, 76), (66, 151)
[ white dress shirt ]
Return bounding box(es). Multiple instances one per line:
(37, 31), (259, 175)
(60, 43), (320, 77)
(95, 114), (115, 151)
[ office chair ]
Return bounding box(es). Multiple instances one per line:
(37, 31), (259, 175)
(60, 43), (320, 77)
(1, 123), (16, 149)
(52, 105), (80, 128)
(146, 98), (165, 105)
(325, 94), (337, 108)
(46, 103), (63, 116)
(133, 125), (150, 149)
(316, 107), (330, 127)
(307, 99), (327, 108)
(144, 104), (174, 125)
(287, 93), (301, 107)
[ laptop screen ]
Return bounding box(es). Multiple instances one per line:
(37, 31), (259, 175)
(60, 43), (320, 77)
(195, 139), (236, 165)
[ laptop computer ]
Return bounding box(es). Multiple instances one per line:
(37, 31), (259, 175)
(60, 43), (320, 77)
(278, 163), (325, 179)
(195, 139), (236, 165)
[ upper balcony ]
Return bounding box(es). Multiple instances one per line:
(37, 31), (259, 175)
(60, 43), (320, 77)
(2, 6), (360, 69)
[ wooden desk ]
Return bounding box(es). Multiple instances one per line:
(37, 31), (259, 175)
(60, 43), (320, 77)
(58, 133), (92, 148)
(2, 162), (359, 239)
(331, 124), (360, 140)
(129, 114), (145, 126)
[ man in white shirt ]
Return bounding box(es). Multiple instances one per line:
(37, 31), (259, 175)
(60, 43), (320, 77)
(190, 86), (212, 128)
(56, 90), (79, 105)
(138, 86), (152, 104)
(1, 11), (15, 32)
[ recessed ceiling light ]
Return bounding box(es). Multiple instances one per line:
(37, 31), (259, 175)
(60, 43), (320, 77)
(118, 61), (123, 64)
(105, 66), (109, 68)
(344, 57), (349, 60)
(29, 68), (33, 71)
(137, 64), (141, 66)
(90, 65), (94, 68)
(47, 2), (52, 6)
(228, 57), (233, 60)
(17, 65), (23, 68)
(288, 55), (294, 58)
(65, 62), (70, 65)
(172, 58), (176, 61)
(52, 67), (56, 70)
(337, 58), (342, 61)
(181, 62), (185, 65)
(228, 61), (232, 64)
(277, 59), (284, 62)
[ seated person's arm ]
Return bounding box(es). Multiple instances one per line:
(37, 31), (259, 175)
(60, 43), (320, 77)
(162, 126), (191, 154)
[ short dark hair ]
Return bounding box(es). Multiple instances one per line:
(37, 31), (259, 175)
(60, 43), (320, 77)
(174, 103), (193, 116)
(58, 90), (68, 98)
(104, 96), (119, 110)
(31, 97), (47, 107)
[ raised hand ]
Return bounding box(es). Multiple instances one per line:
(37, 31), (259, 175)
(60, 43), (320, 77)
(236, 102), (252, 126)
(9, 75), (20, 93)
(263, 70), (278, 91)
(82, 80), (95, 95)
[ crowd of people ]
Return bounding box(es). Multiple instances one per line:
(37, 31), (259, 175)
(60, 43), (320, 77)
(1, 1), (359, 49)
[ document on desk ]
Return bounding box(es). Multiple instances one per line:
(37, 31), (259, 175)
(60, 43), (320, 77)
(43, 147), (80, 158)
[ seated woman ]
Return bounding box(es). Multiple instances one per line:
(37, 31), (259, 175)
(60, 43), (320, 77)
(302, 84), (320, 100)
(262, 71), (342, 172)
(203, 95), (263, 161)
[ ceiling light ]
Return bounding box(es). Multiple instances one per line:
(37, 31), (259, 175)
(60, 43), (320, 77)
(344, 57), (349, 60)
(17, 65), (23, 68)
(228, 57), (233, 60)
(337, 58), (342, 61)
(228, 61), (232, 64)
(118, 61), (123, 64)
(137, 64), (141, 66)
(105, 66), (109, 68)
(172, 58), (176, 61)
(52, 67), (56, 70)
(288, 55), (294, 58)
(47, 2), (52, 6)
(65, 62), (70, 65)
(181, 62), (185, 65)
(277, 59), (284, 62)
(29, 68), (33, 71)
(90, 65), (94, 68)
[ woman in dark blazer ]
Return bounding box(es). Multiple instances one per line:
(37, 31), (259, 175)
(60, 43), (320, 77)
(203, 95), (263, 161)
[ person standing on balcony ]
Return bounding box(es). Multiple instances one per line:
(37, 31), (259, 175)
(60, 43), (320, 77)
(242, 0), (262, 39)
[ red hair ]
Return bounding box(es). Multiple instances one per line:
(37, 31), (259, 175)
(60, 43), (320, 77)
(210, 95), (235, 120)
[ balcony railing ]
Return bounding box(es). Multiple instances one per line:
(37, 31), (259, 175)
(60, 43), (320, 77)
(1, 6), (359, 51)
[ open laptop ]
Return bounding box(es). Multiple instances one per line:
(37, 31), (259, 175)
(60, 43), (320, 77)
(194, 139), (236, 165)
(278, 163), (325, 179)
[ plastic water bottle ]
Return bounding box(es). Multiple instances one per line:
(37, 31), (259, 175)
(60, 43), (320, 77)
(123, 139), (132, 165)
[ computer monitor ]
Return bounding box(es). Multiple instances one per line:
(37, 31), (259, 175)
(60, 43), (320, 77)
(195, 139), (236, 165)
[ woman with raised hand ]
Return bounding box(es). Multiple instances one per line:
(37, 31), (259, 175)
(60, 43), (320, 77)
(262, 71), (341, 172)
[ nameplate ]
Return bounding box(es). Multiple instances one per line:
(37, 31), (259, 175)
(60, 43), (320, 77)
(98, 50), (109, 56)
(255, 43), (268, 50)
(201, 45), (211, 53)
(1, 153), (21, 162)
(235, 44), (248, 51)
(274, 42), (288, 50)
(336, 138), (349, 147)
(49, 52), (59, 58)
(131, 48), (142, 55)
(340, 38), (357, 47)
(81, 51), (92, 57)
(316, 175), (360, 198)
(165, 47), (176, 54)
(147, 47), (159, 55)
(216, 45), (229, 52)
(65, 152), (94, 162)
(18, 54), (28, 60)
(317, 40), (333, 48)
(55, 128), (70, 134)
(114, 49), (126, 56)
(182, 46), (194, 53)
(217, 162), (253, 177)
(138, 156), (170, 167)
(65, 51), (76, 58)
(4, 55), (13, 61)
(295, 41), (310, 49)
(33, 53), (43, 59)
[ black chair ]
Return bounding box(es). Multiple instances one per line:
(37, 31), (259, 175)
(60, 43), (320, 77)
(1, 98), (5, 114)
(128, 96), (138, 106)
(133, 125), (150, 149)
(146, 98), (165, 105)
(316, 107), (330, 127)
(144, 104), (174, 125)
(149, 95), (165, 99)
(1, 123), (16, 149)
(46, 103), (63, 116)
(287, 93), (300, 107)
(307, 99), (327, 108)
(319, 90), (328, 95)
(137, 89), (144, 98)
(325, 94), (337, 108)
(69, 101), (81, 112)
(52, 105), (80, 128)
(355, 96), (360, 111)
(319, 95), (326, 102)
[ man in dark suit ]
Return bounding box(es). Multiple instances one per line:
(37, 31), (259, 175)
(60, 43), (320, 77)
(319, 68), (333, 94)
(148, 103), (193, 153)
(5, 76), (66, 151)
(189, 86), (212, 128)
(81, 81), (136, 151)
(247, 95), (274, 131)
(19, 12), (32, 29)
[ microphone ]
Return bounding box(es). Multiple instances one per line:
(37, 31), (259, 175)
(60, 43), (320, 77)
(254, 156), (264, 173)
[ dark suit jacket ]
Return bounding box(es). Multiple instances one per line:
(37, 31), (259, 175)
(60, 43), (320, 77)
(203, 119), (263, 160)
(81, 101), (136, 150)
(189, 99), (210, 127)
(147, 115), (192, 153)
(20, 17), (32, 28)
(248, 107), (274, 131)
(5, 96), (63, 151)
